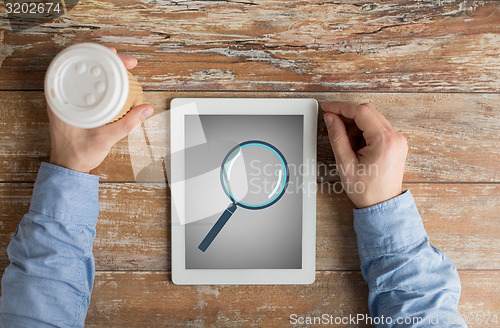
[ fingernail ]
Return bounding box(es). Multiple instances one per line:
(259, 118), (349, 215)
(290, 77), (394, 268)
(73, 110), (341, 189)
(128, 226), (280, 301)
(324, 114), (333, 128)
(141, 107), (154, 119)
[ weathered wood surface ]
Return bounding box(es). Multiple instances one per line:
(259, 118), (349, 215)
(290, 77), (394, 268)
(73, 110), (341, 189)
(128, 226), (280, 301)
(0, 91), (498, 182)
(84, 271), (500, 328)
(1, 182), (498, 272)
(1, 1), (500, 92)
(1, 0), (499, 326)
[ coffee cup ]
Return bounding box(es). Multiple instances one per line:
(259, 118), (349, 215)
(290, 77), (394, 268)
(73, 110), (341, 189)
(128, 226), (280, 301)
(45, 43), (144, 129)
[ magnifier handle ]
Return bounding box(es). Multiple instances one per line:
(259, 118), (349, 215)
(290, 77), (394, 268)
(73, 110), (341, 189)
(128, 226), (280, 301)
(198, 203), (238, 252)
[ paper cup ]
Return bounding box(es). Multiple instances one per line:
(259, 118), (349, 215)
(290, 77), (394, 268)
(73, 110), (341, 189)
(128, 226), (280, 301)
(45, 42), (144, 129)
(111, 71), (144, 122)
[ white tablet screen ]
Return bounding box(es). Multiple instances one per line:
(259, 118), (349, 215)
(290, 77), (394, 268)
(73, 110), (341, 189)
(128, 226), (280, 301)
(184, 114), (304, 269)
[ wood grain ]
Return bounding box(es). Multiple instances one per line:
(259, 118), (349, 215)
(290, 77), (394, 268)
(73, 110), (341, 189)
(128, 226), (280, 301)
(0, 91), (498, 182)
(84, 271), (500, 328)
(0, 182), (498, 272)
(1, 1), (500, 92)
(1, 0), (499, 325)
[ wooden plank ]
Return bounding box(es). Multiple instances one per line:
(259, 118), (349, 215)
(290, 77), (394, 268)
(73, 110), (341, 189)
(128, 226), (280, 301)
(0, 91), (498, 182)
(1, 1), (500, 92)
(84, 270), (500, 328)
(1, 183), (498, 271)
(86, 271), (370, 328)
(457, 271), (500, 327)
(318, 183), (500, 271)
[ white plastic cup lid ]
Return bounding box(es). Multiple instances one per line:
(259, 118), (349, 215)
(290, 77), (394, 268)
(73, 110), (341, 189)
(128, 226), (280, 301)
(44, 43), (129, 129)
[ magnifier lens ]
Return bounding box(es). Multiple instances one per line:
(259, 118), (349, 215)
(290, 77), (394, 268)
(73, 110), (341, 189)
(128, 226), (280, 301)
(223, 144), (287, 208)
(222, 149), (248, 202)
(199, 140), (289, 252)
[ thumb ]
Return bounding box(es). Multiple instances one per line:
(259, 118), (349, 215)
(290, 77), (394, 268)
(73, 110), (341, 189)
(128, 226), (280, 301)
(324, 113), (357, 169)
(99, 104), (154, 146)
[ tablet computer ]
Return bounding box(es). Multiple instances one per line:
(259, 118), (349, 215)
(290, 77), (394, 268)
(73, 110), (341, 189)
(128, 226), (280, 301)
(170, 98), (317, 285)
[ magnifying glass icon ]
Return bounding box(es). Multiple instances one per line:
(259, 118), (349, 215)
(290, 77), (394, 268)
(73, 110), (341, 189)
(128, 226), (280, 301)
(198, 140), (289, 252)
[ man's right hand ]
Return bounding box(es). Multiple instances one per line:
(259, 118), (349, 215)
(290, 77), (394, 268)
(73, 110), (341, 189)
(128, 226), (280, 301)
(322, 102), (408, 208)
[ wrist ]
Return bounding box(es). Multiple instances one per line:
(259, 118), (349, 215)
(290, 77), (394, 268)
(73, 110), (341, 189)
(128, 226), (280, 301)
(31, 162), (100, 224)
(353, 187), (404, 209)
(49, 156), (91, 174)
(352, 190), (426, 259)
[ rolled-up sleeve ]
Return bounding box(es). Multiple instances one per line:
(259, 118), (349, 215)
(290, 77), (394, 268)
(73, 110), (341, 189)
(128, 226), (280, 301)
(0, 162), (99, 328)
(353, 190), (467, 327)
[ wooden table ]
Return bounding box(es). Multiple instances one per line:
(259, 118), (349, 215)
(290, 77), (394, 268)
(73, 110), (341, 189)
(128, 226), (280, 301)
(1, 1), (499, 327)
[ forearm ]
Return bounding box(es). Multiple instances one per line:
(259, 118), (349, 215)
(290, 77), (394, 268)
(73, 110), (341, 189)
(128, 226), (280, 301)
(354, 190), (466, 327)
(0, 163), (99, 328)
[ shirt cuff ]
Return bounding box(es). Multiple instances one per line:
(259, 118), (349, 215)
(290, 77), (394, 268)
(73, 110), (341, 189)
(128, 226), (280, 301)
(353, 190), (428, 259)
(29, 162), (100, 225)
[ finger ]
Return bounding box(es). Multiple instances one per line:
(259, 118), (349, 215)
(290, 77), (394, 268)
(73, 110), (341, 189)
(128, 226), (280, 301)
(360, 103), (395, 132)
(107, 46), (137, 69)
(324, 113), (358, 169)
(321, 101), (386, 135)
(98, 104), (154, 146)
(118, 53), (138, 70)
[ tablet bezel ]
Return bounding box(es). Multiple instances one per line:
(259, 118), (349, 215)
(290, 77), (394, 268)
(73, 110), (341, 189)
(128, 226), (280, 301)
(170, 98), (317, 285)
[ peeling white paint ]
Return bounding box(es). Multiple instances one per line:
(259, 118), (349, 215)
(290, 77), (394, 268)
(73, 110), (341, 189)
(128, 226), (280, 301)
(155, 46), (304, 74)
(196, 285), (220, 297)
(0, 31), (14, 69)
(188, 69), (235, 80)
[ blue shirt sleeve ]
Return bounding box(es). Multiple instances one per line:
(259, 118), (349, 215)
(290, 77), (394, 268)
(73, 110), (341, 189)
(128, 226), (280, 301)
(353, 190), (467, 327)
(0, 162), (99, 328)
